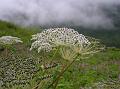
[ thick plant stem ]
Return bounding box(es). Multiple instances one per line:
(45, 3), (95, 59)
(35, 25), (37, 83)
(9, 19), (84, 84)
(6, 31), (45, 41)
(48, 59), (76, 89)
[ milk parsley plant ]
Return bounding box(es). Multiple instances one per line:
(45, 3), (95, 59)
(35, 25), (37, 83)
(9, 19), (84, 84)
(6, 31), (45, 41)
(30, 28), (104, 89)
(0, 36), (23, 45)
(30, 28), (104, 60)
(0, 36), (23, 56)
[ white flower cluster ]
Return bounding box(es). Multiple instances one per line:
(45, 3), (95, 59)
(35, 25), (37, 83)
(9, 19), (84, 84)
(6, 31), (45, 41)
(30, 28), (91, 53)
(0, 36), (23, 45)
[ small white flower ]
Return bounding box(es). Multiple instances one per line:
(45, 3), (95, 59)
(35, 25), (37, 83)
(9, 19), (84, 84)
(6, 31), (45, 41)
(0, 36), (23, 45)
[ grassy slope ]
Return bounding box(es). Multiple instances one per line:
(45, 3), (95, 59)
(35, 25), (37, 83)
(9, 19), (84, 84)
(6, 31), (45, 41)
(0, 21), (120, 89)
(0, 20), (39, 45)
(60, 49), (120, 89)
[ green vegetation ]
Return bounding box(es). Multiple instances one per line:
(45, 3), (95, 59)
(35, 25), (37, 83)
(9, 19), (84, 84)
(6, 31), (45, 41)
(0, 20), (120, 89)
(74, 27), (120, 48)
(0, 20), (40, 45)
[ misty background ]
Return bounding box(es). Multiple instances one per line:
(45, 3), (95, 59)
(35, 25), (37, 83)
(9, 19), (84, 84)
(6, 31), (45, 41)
(0, 0), (120, 29)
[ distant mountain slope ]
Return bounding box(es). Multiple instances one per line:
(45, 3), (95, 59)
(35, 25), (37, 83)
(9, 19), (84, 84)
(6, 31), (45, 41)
(75, 27), (120, 48)
(0, 20), (120, 48)
(0, 20), (39, 45)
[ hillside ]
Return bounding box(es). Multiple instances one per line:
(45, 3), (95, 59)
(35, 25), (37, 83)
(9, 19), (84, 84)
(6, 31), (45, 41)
(76, 27), (120, 48)
(0, 20), (40, 45)
(0, 20), (120, 48)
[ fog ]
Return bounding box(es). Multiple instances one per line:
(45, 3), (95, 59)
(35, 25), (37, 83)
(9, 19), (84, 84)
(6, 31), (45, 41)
(0, 0), (120, 28)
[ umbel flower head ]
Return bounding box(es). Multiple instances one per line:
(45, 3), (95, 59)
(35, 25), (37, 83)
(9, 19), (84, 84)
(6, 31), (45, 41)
(30, 28), (104, 60)
(0, 36), (23, 45)
(30, 28), (90, 51)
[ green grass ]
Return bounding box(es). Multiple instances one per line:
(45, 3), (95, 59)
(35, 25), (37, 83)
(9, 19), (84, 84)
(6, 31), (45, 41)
(0, 20), (120, 89)
(57, 49), (120, 89)
(0, 20), (40, 45)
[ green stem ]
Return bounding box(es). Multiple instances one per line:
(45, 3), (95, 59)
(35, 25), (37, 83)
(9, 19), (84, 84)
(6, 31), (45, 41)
(48, 59), (76, 89)
(52, 47), (59, 60)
